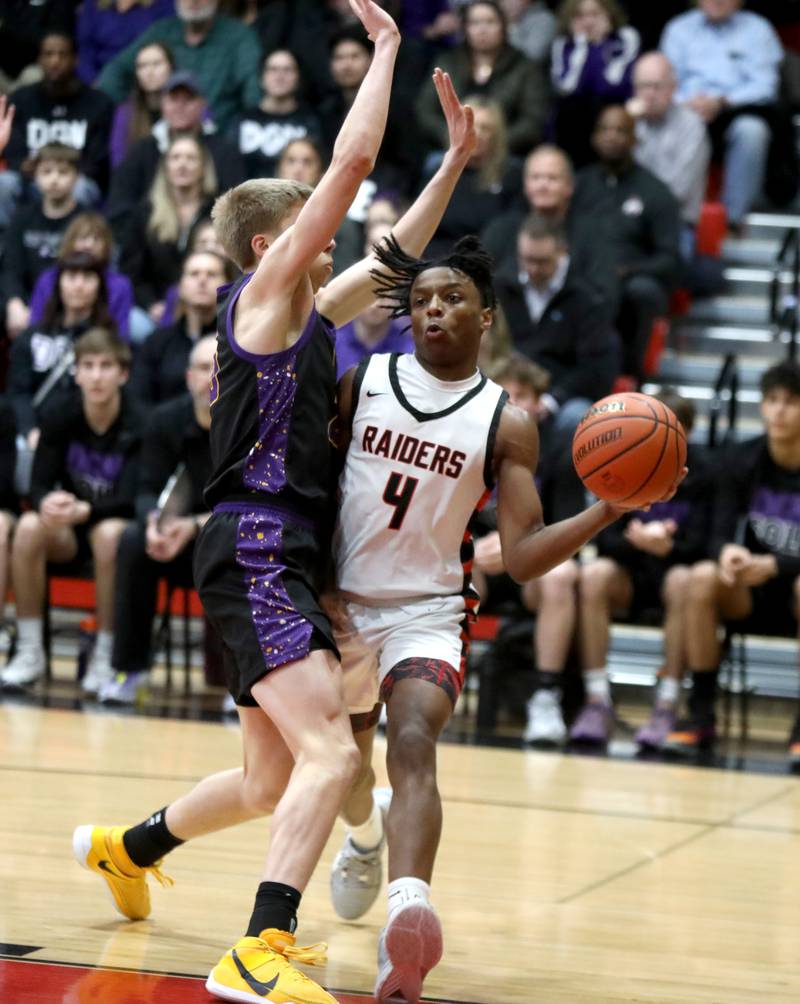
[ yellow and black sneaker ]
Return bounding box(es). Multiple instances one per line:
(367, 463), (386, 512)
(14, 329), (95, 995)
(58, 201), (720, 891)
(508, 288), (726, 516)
(72, 824), (173, 920)
(206, 928), (337, 1003)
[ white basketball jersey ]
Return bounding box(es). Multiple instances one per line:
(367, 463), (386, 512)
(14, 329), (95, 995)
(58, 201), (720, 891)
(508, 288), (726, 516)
(334, 352), (508, 602)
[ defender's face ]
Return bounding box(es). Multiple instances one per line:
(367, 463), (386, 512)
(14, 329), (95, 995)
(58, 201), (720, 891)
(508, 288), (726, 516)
(409, 267), (491, 370)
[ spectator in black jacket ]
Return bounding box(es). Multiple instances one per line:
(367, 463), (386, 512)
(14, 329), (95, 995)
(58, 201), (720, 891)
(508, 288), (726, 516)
(119, 133), (218, 321)
(0, 328), (141, 692)
(107, 71), (245, 232)
(98, 334), (215, 705)
(415, 0), (547, 157)
(128, 250), (227, 406)
(481, 144), (620, 313)
(573, 105), (681, 380)
(680, 361), (800, 766)
(575, 391), (714, 750)
(9, 252), (113, 440)
(318, 25), (419, 194)
(0, 31), (114, 221)
(4, 143), (82, 339)
(422, 96), (522, 258)
(233, 49), (322, 181)
(495, 214), (620, 433)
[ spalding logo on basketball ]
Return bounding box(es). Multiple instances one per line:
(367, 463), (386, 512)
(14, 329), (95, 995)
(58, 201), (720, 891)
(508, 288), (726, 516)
(572, 391), (687, 508)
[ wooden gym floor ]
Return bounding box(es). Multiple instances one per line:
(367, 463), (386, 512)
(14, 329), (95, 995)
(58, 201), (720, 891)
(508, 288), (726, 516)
(1, 698), (800, 1004)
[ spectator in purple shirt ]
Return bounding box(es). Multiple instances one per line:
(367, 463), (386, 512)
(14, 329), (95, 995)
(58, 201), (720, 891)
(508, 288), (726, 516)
(335, 301), (413, 380)
(77, 0), (175, 84)
(550, 0), (640, 166)
(28, 212), (135, 341)
(333, 189), (412, 377)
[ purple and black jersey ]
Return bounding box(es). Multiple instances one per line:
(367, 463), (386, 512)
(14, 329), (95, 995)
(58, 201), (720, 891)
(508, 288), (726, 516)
(30, 394), (142, 523)
(204, 274), (338, 523)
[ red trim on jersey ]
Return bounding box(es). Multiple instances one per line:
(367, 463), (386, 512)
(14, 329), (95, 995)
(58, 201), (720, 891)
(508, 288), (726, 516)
(475, 487), (493, 512)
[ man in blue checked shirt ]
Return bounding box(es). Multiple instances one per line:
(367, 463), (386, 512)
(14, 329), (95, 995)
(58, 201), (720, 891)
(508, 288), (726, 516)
(660, 0), (784, 236)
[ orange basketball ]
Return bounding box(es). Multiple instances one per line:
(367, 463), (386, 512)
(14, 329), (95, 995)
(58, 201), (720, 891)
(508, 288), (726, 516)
(572, 392), (687, 508)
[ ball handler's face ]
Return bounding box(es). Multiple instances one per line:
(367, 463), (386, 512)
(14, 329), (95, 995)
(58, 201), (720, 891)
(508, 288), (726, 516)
(409, 266), (492, 378)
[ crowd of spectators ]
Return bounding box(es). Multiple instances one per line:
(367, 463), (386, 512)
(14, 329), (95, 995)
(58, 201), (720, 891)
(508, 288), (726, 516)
(0, 0), (799, 763)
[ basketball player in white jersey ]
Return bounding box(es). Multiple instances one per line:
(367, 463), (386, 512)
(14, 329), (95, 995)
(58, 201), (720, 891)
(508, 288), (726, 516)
(328, 235), (687, 1004)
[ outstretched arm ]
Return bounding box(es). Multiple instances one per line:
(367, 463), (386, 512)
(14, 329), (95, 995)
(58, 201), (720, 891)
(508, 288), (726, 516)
(495, 406), (625, 583)
(0, 95), (15, 160)
(317, 69), (477, 327)
(242, 0), (400, 317)
(496, 407), (687, 581)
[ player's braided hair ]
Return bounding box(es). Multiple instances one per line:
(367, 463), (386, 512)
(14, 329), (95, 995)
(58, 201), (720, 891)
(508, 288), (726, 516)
(369, 234), (497, 319)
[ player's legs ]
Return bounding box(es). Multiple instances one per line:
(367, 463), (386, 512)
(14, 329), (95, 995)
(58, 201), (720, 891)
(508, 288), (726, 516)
(340, 725), (379, 830)
(72, 670), (294, 922)
(665, 560), (752, 752)
(0, 510), (16, 622)
(521, 559), (579, 745)
(205, 651), (357, 1004)
(383, 674), (452, 882)
(376, 670), (452, 1004)
(248, 650), (359, 891)
(330, 723), (391, 920)
(636, 565), (691, 749)
(164, 704), (296, 840)
(327, 597), (391, 920)
(1, 512), (77, 687)
(93, 649), (356, 886)
(82, 517), (128, 693)
(570, 557), (633, 745)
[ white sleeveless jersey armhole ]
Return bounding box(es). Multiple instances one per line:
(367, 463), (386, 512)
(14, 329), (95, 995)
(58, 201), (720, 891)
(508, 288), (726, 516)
(334, 352), (508, 603)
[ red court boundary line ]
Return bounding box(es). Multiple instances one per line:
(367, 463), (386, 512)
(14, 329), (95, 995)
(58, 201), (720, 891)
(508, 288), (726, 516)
(0, 957), (487, 1004)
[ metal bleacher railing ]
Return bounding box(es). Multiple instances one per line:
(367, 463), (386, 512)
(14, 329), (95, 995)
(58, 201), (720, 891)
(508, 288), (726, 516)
(769, 226), (800, 359)
(707, 352), (739, 449)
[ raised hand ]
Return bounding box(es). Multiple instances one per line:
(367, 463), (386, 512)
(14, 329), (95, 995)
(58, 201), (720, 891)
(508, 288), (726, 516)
(433, 68), (476, 162)
(348, 0), (400, 42)
(0, 94), (15, 159)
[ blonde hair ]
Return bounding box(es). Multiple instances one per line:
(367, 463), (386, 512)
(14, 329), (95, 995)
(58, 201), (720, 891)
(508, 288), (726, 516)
(211, 178), (313, 271)
(147, 134), (218, 245)
(465, 95), (508, 190)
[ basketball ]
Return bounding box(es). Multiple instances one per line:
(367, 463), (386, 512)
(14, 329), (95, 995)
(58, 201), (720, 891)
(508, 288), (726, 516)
(572, 392), (687, 508)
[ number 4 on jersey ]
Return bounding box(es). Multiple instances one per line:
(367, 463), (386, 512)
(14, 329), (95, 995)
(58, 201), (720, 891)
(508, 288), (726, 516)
(383, 472), (419, 530)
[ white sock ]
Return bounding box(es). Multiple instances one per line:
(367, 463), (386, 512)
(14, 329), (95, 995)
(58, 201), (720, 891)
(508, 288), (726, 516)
(584, 668), (611, 703)
(94, 630), (113, 660)
(657, 676), (680, 706)
(387, 877), (430, 920)
(348, 798), (384, 852)
(16, 617), (43, 656)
